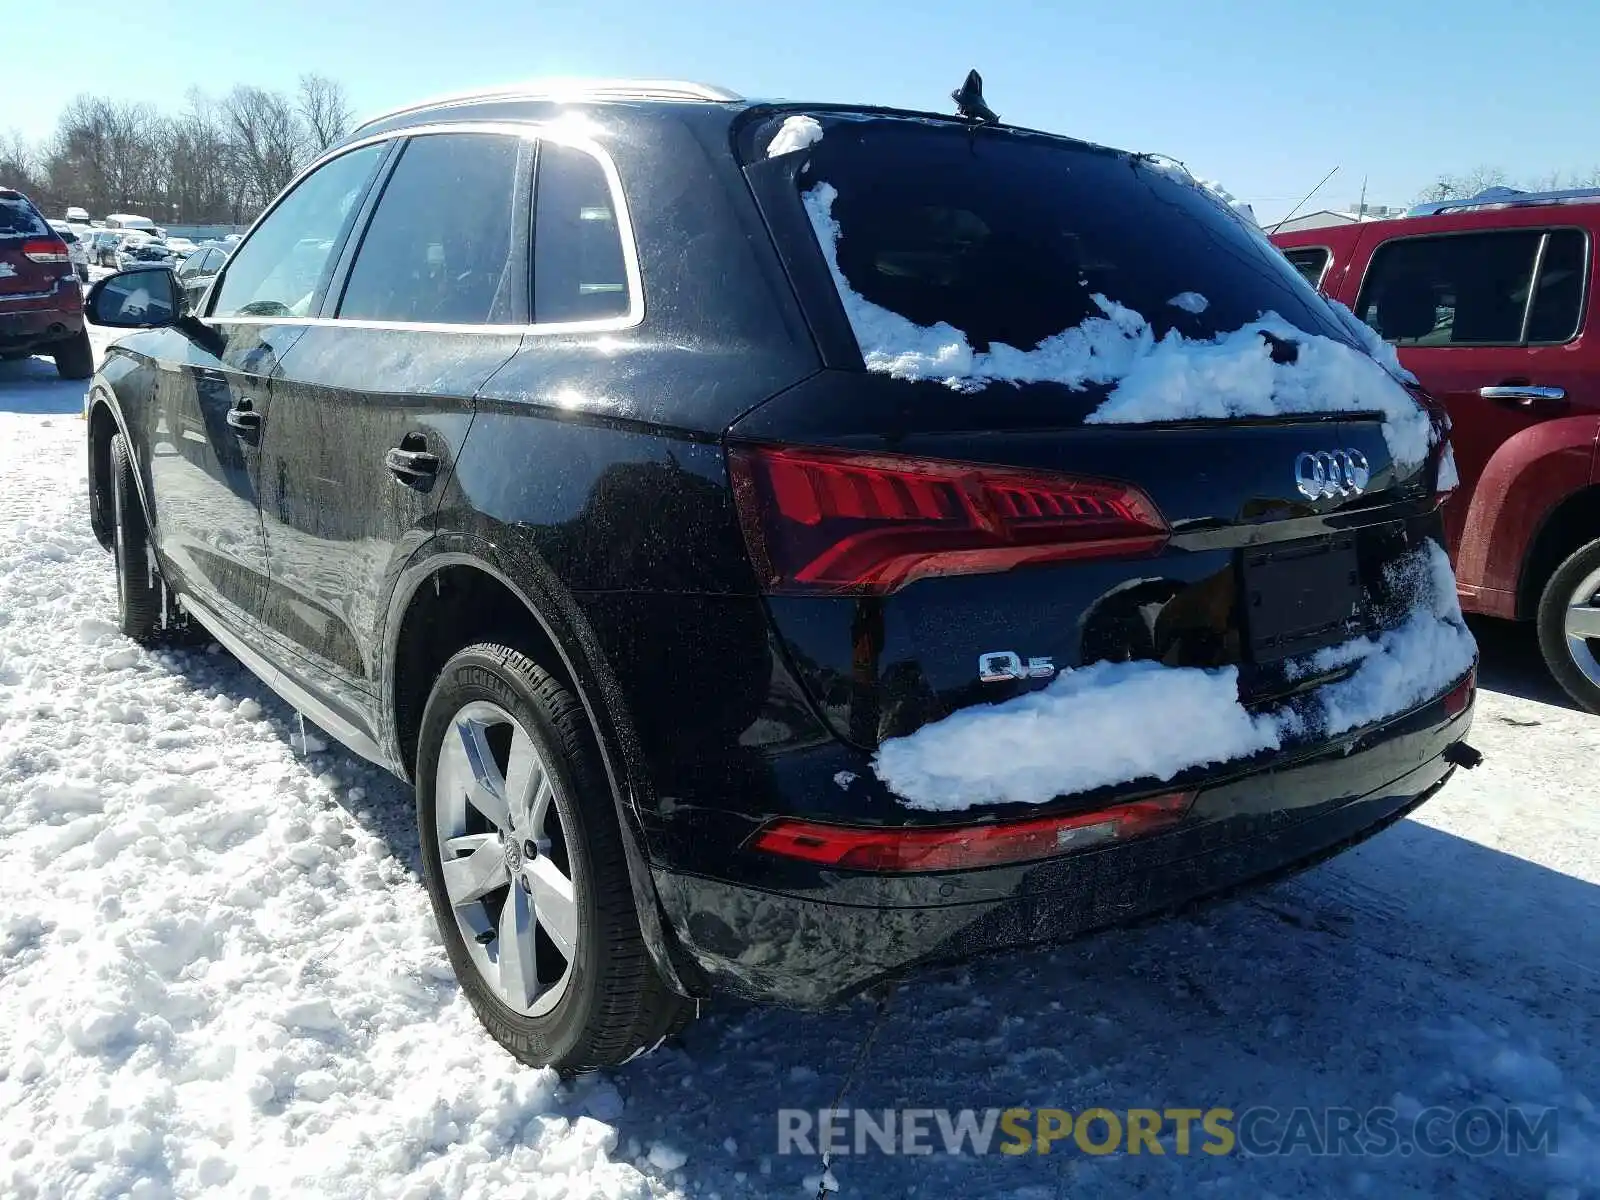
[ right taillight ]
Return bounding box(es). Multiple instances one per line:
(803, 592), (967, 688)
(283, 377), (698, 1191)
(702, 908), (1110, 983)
(727, 442), (1168, 596)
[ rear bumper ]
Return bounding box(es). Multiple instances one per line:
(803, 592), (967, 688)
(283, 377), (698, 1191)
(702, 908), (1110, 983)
(0, 295), (83, 354)
(652, 685), (1473, 1007)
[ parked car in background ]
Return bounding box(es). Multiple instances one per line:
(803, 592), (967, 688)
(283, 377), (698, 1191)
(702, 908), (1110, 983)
(118, 238), (177, 272)
(89, 230), (127, 267)
(164, 236), (198, 258)
(64, 205), (91, 224)
(103, 212), (158, 235)
(174, 244), (227, 309)
(1273, 187), (1600, 712)
(46, 221), (91, 282)
(0, 187), (93, 377)
(81, 80), (1476, 1072)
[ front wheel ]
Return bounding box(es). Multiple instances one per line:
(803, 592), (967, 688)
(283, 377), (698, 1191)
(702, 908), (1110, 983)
(416, 643), (690, 1072)
(1536, 538), (1600, 713)
(109, 433), (164, 645)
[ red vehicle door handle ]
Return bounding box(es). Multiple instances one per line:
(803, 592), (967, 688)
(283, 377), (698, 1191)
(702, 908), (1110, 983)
(1479, 384), (1567, 409)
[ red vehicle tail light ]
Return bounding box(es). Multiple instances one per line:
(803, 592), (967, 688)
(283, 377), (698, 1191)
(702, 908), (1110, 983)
(1442, 669), (1475, 718)
(21, 238), (71, 264)
(748, 792), (1195, 872)
(727, 443), (1168, 595)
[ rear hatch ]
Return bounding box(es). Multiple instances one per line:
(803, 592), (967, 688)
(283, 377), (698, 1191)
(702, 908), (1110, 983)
(728, 112), (1457, 781)
(0, 191), (70, 300)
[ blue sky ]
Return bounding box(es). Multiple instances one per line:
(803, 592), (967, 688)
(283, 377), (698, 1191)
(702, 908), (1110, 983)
(12, 0), (1600, 221)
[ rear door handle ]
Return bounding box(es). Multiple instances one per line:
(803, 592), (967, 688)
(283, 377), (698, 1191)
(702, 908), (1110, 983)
(385, 445), (440, 485)
(225, 400), (262, 434)
(1479, 385), (1567, 408)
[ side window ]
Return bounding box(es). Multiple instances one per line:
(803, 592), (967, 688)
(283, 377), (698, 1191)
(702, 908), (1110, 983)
(1282, 247), (1330, 289)
(1526, 230), (1587, 343)
(533, 141), (634, 325)
(1357, 230), (1585, 347)
(338, 132), (525, 325)
(210, 142), (385, 319)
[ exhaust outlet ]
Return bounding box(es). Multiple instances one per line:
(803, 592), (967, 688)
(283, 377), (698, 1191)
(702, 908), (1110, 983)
(1442, 741), (1483, 770)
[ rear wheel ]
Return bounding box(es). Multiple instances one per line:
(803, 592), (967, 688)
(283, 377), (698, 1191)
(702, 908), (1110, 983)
(54, 329), (94, 380)
(1536, 537), (1600, 713)
(416, 643), (690, 1072)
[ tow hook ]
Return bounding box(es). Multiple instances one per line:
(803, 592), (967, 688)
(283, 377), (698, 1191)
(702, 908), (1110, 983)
(1443, 741), (1484, 770)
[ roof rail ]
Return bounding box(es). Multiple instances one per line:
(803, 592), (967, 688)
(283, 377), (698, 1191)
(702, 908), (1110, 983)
(1408, 185), (1600, 217)
(352, 79), (743, 133)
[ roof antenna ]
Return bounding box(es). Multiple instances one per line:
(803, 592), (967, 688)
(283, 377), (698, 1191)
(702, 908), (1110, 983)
(951, 69), (998, 125)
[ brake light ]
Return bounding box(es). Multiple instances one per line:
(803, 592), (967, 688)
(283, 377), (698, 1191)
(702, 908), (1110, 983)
(748, 791), (1195, 871)
(727, 443), (1168, 595)
(21, 238), (70, 264)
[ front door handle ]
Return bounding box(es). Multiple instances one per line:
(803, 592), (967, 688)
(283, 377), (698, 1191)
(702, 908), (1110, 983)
(385, 444), (440, 485)
(225, 400), (262, 434)
(1479, 384), (1567, 408)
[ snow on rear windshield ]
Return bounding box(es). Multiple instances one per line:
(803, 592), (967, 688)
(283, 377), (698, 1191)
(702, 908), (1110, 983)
(794, 121), (1432, 465)
(0, 197), (50, 238)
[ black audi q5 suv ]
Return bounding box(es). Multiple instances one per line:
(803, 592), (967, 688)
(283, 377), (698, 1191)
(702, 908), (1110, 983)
(83, 78), (1477, 1072)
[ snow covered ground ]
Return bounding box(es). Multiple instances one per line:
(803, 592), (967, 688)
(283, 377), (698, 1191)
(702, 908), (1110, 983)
(2, 335), (1598, 1199)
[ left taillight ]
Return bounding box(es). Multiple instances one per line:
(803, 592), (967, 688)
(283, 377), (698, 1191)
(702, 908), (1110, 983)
(747, 791), (1196, 872)
(21, 238), (71, 264)
(727, 442), (1168, 596)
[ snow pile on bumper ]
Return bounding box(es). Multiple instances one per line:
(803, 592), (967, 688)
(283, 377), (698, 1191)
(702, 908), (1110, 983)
(874, 541), (1476, 812)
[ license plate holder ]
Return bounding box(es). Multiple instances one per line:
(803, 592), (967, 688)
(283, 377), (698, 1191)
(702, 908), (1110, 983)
(1241, 535), (1364, 663)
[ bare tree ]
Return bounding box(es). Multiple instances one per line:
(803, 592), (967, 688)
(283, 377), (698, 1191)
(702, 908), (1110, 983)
(297, 73), (353, 157)
(221, 85), (304, 210)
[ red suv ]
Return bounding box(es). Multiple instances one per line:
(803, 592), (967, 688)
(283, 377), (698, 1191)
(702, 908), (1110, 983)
(1273, 189), (1600, 711)
(0, 187), (93, 379)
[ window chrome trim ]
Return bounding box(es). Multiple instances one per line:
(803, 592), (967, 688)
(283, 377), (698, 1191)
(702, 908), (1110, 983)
(205, 119), (645, 337)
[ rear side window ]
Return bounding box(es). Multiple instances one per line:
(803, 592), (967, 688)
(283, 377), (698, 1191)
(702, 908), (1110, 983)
(211, 142), (385, 319)
(1282, 247), (1331, 288)
(339, 132), (525, 325)
(1357, 230), (1587, 347)
(0, 195), (49, 238)
(532, 142), (633, 325)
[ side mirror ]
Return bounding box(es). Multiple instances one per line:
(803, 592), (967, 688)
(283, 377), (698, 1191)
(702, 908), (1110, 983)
(85, 267), (183, 329)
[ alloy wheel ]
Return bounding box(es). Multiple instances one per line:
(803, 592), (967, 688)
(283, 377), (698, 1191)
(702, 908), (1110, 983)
(1563, 565), (1600, 687)
(433, 700), (578, 1017)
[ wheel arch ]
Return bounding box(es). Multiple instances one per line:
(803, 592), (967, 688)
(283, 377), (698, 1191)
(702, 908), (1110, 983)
(381, 531), (705, 1000)
(1517, 483), (1600, 619)
(1453, 414), (1600, 608)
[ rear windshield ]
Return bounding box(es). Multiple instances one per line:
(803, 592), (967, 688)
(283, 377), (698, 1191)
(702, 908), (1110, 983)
(0, 196), (50, 239)
(782, 119), (1350, 353)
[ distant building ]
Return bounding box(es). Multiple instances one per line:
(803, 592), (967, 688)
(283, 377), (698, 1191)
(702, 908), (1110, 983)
(1269, 203), (1406, 234)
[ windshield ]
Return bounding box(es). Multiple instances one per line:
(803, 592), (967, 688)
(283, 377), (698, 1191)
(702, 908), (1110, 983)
(786, 119), (1350, 353)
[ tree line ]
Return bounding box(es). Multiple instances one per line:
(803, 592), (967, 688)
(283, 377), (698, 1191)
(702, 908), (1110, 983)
(0, 75), (353, 225)
(1415, 165), (1600, 204)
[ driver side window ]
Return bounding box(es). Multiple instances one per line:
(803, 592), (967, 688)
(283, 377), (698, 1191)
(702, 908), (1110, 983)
(210, 142), (385, 319)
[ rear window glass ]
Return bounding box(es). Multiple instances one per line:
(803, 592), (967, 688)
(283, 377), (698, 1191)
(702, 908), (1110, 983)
(1357, 229), (1587, 346)
(0, 196), (50, 238)
(786, 121), (1350, 354)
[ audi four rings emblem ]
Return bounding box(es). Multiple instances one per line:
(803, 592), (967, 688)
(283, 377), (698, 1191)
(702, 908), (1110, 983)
(1295, 449), (1370, 500)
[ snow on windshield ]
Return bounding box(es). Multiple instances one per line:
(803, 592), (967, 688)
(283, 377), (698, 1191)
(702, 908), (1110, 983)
(0, 197), (50, 238)
(803, 182), (1433, 467)
(874, 540), (1476, 811)
(766, 115), (823, 158)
